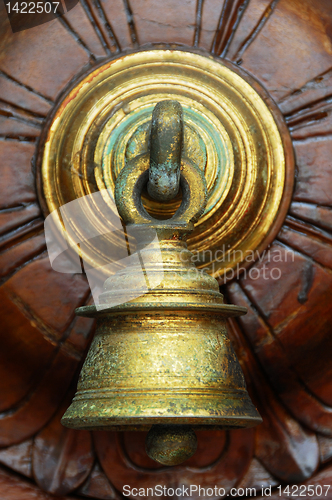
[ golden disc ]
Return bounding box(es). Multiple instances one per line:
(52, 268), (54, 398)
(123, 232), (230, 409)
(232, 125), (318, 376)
(38, 49), (294, 281)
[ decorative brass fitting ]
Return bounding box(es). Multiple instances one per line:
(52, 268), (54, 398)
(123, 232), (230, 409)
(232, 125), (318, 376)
(61, 100), (262, 466)
(38, 49), (294, 282)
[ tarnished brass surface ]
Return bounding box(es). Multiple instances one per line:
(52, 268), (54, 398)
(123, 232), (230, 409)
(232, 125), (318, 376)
(61, 119), (262, 433)
(145, 425), (198, 466)
(39, 49), (294, 280)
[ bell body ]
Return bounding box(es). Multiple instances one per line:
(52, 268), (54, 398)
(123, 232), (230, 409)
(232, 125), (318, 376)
(62, 224), (261, 431)
(62, 306), (258, 430)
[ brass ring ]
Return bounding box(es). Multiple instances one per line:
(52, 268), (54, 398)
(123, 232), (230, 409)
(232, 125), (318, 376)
(114, 153), (207, 227)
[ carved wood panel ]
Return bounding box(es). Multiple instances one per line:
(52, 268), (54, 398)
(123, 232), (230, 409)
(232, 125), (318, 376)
(0, 0), (332, 498)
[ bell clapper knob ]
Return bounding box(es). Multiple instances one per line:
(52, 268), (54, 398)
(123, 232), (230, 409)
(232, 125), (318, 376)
(145, 424), (198, 466)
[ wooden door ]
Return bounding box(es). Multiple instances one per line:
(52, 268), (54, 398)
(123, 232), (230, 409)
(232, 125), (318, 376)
(0, 0), (332, 498)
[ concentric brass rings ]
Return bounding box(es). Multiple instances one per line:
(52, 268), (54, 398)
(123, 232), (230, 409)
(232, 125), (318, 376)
(38, 49), (294, 281)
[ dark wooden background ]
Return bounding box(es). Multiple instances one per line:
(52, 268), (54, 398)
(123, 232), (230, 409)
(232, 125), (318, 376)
(0, 0), (332, 498)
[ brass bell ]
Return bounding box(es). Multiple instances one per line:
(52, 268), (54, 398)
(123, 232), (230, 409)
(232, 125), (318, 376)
(62, 100), (262, 465)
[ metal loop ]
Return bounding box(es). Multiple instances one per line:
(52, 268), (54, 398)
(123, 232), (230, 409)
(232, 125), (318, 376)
(114, 153), (207, 228)
(147, 100), (183, 202)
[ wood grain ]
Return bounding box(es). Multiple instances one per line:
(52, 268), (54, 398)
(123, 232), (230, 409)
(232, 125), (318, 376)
(78, 462), (121, 500)
(227, 280), (332, 436)
(238, 0), (332, 102)
(33, 394), (94, 495)
(227, 316), (320, 482)
(0, 439), (33, 478)
(0, 465), (79, 500)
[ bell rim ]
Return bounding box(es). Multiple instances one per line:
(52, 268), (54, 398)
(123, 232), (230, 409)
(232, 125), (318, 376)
(76, 302), (247, 318)
(61, 418), (262, 432)
(61, 388), (262, 431)
(61, 413), (262, 432)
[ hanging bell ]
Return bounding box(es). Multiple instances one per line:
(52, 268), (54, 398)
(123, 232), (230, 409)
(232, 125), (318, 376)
(62, 100), (262, 465)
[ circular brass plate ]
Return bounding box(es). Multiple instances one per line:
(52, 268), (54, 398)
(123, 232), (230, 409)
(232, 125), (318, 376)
(38, 49), (294, 281)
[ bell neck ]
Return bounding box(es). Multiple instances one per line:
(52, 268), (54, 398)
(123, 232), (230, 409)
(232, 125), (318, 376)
(98, 221), (222, 308)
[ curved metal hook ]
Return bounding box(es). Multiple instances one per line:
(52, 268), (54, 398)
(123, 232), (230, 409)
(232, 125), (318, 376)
(147, 100), (183, 202)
